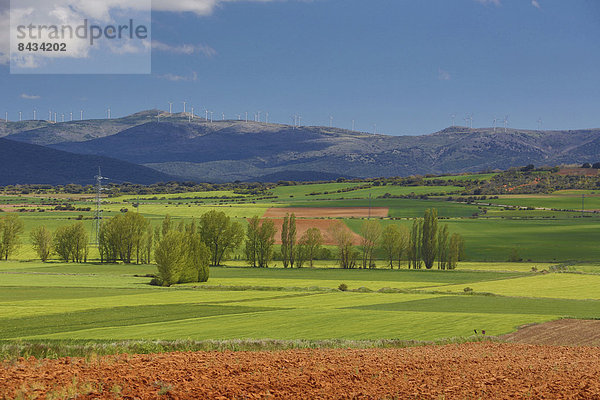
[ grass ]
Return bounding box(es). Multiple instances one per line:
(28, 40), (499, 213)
(0, 336), (498, 361)
(288, 198), (480, 218)
(486, 194), (600, 211)
(437, 273), (600, 300)
(0, 261), (596, 346)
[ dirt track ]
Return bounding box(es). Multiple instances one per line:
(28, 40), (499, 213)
(2, 343), (600, 399)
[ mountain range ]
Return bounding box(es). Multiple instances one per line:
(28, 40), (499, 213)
(1, 109), (599, 184)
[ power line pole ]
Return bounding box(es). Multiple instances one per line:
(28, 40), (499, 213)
(94, 167), (108, 245)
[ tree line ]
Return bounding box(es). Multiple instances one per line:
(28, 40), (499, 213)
(0, 208), (465, 286)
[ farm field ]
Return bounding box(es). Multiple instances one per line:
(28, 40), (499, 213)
(1, 261), (599, 343)
(3, 343), (600, 399)
(4, 180), (600, 263)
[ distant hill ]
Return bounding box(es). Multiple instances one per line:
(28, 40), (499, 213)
(49, 118), (600, 182)
(0, 138), (174, 185)
(3, 110), (164, 146)
(5, 110), (600, 183)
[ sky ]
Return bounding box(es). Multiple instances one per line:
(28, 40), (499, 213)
(1, 0), (600, 135)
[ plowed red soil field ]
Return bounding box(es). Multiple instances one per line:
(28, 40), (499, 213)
(264, 207), (389, 218)
(2, 343), (600, 399)
(270, 218), (362, 245)
(503, 319), (600, 346)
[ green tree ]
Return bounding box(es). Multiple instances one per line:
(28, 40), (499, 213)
(281, 214), (289, 268)
(421, 208), (438, 269)
(256, 219), (276, 268)
(0, 214), (24, 261)
(155, 230), (186, 286)
(200, 210), (244, 266)
(448, 233), (464, 270)
(280, 213), (297, 268)
(297, 227), (323, 268)
(329, 220), (358, 269)
(53, 222), (88, 263)
(288, 213), (297, 268)
(154, 221), (211, 286)
(359, 220), (381, 269)
(139, 223), (154, 264)
(381, 224), (408, 269)
(437, 224), (449, 270)
(245, 216), (260, 267)
(30, 225), (53, 262)
(408, 219), (423, 269)
(98, 212), (150, 264)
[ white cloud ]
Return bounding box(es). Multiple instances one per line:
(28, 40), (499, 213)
(152, 41), (217, 57)
(531, 0), (541, 9)
(438, 68), (450, 81)
(158, 71), (199, 82)
(474, 0), (501, 6)
(20, 93), (41, 99)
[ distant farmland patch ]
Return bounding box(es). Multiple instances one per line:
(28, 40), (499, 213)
(264, 207), (389, 218)
(269, 218), (361, 245)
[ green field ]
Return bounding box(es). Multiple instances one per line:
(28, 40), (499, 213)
(2, 179), (600, 353)
(0, 261), (598, 343)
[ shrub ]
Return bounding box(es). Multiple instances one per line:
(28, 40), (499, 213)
(338, 283), (348, 291)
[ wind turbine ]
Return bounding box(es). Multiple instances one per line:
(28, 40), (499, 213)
(537, 118), (543, 130)
(373, 124), (377, 134)
(329, 115), (333, 128)
(48, 110), (52, 122)
(265, 112), (269, 123)
(257, 111), (261, 122)
(210, 111), (214, 123)
(464, 113), (473, 129)
(19, 111), (22, 122)
(168, 102), (173, 114)
(503, 115), (509, 133)
(107, 107), (111, 119)
(205, 110), (209, 120)
(33, 109), (37, 121)
(352, 119), (355, 131)
(54, 112), (57, 123)
(80, 110), (84, 121)
(4, 112), (7, 122)
(222, 112), (225, 121)
(182, 101), (187, 114)
(191, 107), (194, 120)
(493, 117), (497, 133)
(245, 112), (248, 123)
(237, 114), (241, 121)
(61, 113), (65, 123)
(70, 112), (73, 122)
(451, 114), (456, 126)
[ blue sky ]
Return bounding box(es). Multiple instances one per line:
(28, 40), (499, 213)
(1, 0), (600, 135)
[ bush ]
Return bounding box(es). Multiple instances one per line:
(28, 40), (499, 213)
(338, 283), (348, 291)
(463, 287), (473, 293)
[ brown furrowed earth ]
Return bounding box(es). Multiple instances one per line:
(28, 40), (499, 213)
(503, 319), (600, 346)
(2, 343), (600, 399)
(270, 218), (362, 245)
(264, 207), (389, 218)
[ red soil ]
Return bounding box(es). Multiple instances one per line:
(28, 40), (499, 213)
(270, 218), (362, 245)
(2, 343), (600, 399)
(503, 319), (600, 346)
(264, 207), (389, 218)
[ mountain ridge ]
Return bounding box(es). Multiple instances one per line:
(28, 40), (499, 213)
(3, 110), (600, 183)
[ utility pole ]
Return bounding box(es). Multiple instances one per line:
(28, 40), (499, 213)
(94, 167), (108, 245)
